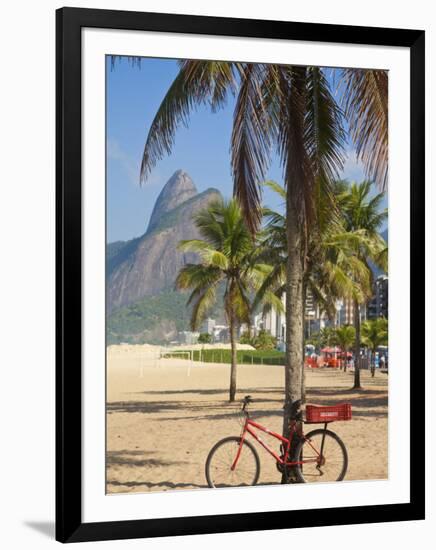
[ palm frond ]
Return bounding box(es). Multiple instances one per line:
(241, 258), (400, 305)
(341, 69), (388, 190)
(175, 264), (222, 293)
(261, 179), (287, 199)
(252, 262), (286, 309)
(178, 239), (229, 269)
(305, 67), (346, 233)
(231, 64), (274, 234)
(189, 285), (219, 331)
(335, 325), (356, 349)
(361, 317), (388, 349)
(178, 239), (216, 254)
(192, 200), (225, 249)
(233, 280), (252, 324)
(306, 277), (337, 320)
(375, 246), (388, 274)
(262, 208), (286, 228)
(305, 67), (346, 183)
(140, 60), (234, 181)
(261, 290), (285, 315)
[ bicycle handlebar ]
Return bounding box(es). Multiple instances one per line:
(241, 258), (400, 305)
(242, 395), (253, 412)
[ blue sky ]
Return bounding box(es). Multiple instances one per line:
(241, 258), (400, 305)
(106, 57), (380, 243)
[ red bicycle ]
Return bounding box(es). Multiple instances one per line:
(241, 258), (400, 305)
(206, 395), (351, 487)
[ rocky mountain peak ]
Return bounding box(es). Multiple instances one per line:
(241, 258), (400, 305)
(147, 170), (197, 232)
(107, 171), (222, 314)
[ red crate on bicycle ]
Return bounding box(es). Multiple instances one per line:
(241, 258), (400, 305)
(305, 403), (352, 423)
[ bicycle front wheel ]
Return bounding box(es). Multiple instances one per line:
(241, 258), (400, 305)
(205, 436), (260, 488)
(294, 429), (348, 483)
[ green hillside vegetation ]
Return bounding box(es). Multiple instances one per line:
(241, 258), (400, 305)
(107, 291), (188, 345)
(107, 289), (225, 345)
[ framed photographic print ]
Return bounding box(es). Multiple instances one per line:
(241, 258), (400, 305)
(56, 7), (425, 543)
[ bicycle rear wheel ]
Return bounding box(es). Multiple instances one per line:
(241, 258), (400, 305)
(294, 429), (348, 483)
(205, 436), (260, 488)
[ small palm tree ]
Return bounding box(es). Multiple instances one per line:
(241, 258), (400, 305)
(319, 327), (338, 348)
(176, 198), (276, 402)
(334, 325), (356, 371)
(338, 181), (388, 388)
(362, 317), (388, 377)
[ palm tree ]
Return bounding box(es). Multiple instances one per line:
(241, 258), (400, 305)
(175, 198), (276, 402)
(140, 62), (346, 443)
(338, 181), (388, 388)
(318, 327), (338, 348)
(334, 325), (356, 371)
(362, 317), (388, 377)
(139, 61), (388, 475)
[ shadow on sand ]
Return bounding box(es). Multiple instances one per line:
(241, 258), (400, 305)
(107, 450), (189, 468)
(107, 480), (206, 490)
(108, 383), (387, 421)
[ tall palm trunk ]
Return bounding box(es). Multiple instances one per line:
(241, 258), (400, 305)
(353, 299), (362, 389)
(370, 348), (376, 377)
(281, 195), (304, 483)
(229, 311), (238, 402)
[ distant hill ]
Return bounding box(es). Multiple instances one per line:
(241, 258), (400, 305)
(107, 290), (192, 345)
(107, 170), (221, 313)
(107, 289), (225, 345)
(106, 170), (223, 343)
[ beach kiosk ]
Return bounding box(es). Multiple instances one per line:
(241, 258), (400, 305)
(320, 346), (341, 368)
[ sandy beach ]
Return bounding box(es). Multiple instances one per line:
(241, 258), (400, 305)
(106, 348), (388, 493)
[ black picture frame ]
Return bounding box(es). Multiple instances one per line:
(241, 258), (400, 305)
(56, 7), (425, 543)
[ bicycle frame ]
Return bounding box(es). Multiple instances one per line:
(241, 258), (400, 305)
(231, 416), (321, 471)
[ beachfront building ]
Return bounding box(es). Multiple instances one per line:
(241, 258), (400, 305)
(367, 274), (388, 319)
(262, 291), (335, 347)
(262, 295), (286, 349)
(202, 317), (216, 335)
(201, 318), (230, 342)
(178, 331), (200, 345)
(252, 313), (264, 335)
(262, 293), (371, 348)
(213, 325), (229, 342)
(337, 297), (354, 325)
